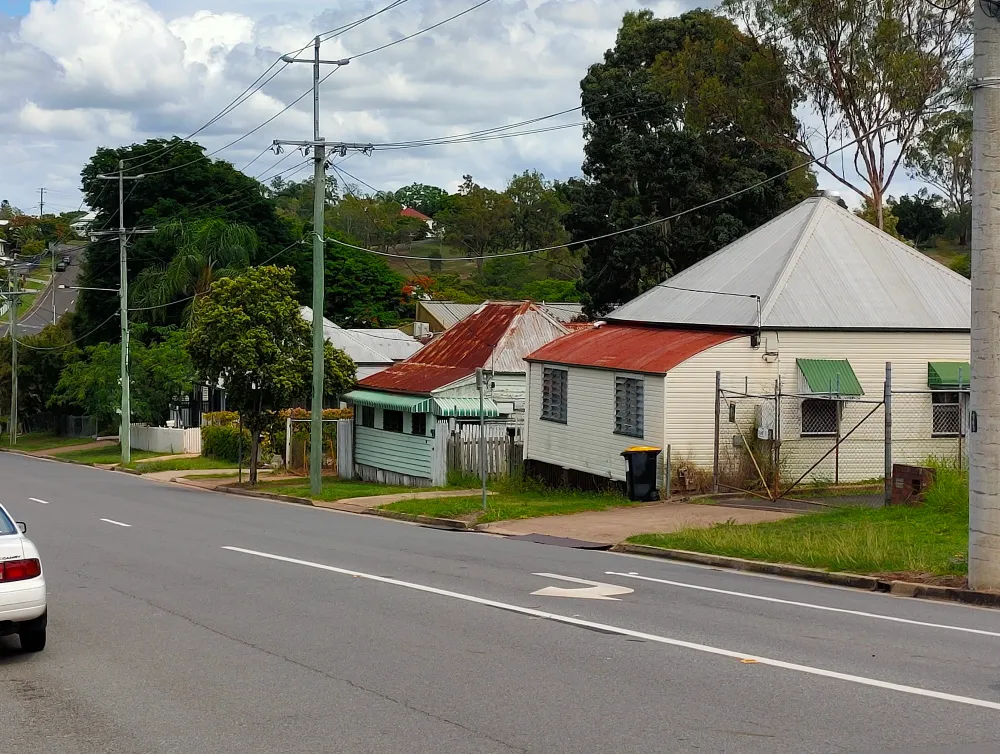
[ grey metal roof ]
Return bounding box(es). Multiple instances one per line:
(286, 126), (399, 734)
(607, 196), (971, 331)
(537, 302), (585, 323)
(300, 307), (422, 365)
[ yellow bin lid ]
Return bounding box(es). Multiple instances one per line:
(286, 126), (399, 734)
(624, 446), (661, 453)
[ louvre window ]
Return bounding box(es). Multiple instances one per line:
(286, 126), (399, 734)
(614, 376), (644, 438)
(541, 367), (568, 423)
(411, 413), (427, 436)
(361, 406), (375, 428)
(932, 392), (962, 437)
(801, 399), (838, 436)
(383, 409), (404, 433)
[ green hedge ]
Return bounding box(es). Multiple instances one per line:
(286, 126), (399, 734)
(201, 425), (251, 463)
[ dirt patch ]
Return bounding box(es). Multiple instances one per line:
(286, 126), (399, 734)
(875, 572), (969, 589)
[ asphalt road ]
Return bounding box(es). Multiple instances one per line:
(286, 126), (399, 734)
(0, 244), (82, 338)
(1, 452), (999, 754)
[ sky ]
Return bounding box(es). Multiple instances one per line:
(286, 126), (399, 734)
(0, 0), (923, 217)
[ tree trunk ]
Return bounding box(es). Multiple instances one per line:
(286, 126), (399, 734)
(873, 187), (885, 231)
(249, 429), (259, 486)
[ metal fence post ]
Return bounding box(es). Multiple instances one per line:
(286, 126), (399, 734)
(665, 444), (671, 499)
(884, 362), (892, 506)
(713, 371), (721, 494)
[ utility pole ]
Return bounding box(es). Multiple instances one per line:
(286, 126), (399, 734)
(970, 0), (1000, 590)
(477, 368), (488, 511)
(274, 38), (369, 496)
(38, 187), (45, 218)
(95, 161), (154, 465)
(4, 265), (41, 446)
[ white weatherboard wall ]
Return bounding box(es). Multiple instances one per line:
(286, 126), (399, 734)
(526, 363), (665, 483)
(663, 331), (971, 482)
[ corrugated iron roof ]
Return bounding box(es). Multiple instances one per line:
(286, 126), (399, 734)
(526, 325), (738, 374)
(419, 300), (585, 329)
(360, 302), (568, 394)
(607, 196), (971, 331)
(301, 307), (422, 365)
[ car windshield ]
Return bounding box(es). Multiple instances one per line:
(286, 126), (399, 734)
(0, 509), (16, 536)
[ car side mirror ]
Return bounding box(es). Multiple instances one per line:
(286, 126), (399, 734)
(16, 522), (26, 534)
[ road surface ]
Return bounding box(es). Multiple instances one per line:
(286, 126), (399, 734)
(0, 245), (82, 338)
(0, 451), (998, 753)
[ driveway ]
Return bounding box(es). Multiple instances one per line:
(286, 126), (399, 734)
(480, 501), (796, 544)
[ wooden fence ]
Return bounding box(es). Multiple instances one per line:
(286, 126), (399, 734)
(446, 422), (524, 478)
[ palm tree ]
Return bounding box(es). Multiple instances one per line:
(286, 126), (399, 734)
(131, 219), (259, 322)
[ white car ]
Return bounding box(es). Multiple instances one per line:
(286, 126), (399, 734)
(0, 504), (46, 652)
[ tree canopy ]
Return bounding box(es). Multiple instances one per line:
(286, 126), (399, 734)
(569, 9), (815, 316)
(323, 236), (406, 327)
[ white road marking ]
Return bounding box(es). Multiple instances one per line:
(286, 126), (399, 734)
(100, 518), (132, 528)
(223, 545), (1000, 711)
(28, 498), (50, 505)
(605, 571), (1000, 639)
(531, 573), (634, 600)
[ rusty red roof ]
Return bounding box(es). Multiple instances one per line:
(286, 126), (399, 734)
(525, 325), (739, 374)
(360, 302), (545, 394)
(400, 207), (432, 222)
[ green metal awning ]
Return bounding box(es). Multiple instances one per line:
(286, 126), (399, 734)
(342, 390), (431, 413)
(797, 359), (864, 396)
(431, 397), (500, 418)
(928, 361), (970, 389)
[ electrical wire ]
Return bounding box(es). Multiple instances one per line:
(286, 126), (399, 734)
(13, 311), (119, 351)
(346, 0), (495, 61)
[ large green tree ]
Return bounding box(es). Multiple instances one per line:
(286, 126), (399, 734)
(505, 170), (569, 252)
(570, 10), (815, 317)
(130, 219), (258, 322)
(187, 266), (355, 483)
(323, 236), (406, 327)
(0, 319), (83, 429)
(390, 183), (449, 217)
(75, 139), (300, 342)
(905, 108), (972, 245)
(437, 176), (514, 271)
(891, 193), (947, 246)
(725, 0), (970, 229)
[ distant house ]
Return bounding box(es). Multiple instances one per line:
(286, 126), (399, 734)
(415, 300), (585, 334)
(523, 195), (971, 489)
(400, 207), (434, 233)
(300, 307), (423, 381)
(342, 301), (569, 486)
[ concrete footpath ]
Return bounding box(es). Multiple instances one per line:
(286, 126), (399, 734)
(480, 501), (795, 545)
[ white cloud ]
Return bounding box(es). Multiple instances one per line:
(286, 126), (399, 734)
(0, 0), (924, 215)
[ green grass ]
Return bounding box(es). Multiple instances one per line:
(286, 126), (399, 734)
(252, 477), (414, 501)
(58, 446), (164, 465)
(629, 467), (969, 578)
(383, 479), (637, 524)
(130, 456), (240, 474)
(0, 432), (96, 452)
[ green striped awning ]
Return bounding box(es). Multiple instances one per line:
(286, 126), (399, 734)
(342, 390), (432, 413)
(431, 397), (499, 418)
(797, 359), (864, 396)
(928, 362), (970, 390)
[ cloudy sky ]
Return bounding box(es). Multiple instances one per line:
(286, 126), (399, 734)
(1, 0), (918, 217)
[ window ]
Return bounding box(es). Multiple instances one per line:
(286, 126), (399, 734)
(0, 509), (15, 536)
(615, 375), (644, 438)
(383, 409), (404, 433)
(361, 406), (375, 428)
(541, 367), (568, 423)
(932, 391), (962, 437)
(411, 413), (427, 436)
(801, 399), (838, 436)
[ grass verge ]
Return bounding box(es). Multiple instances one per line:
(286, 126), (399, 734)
(629, 467), (968, 580)
(0, 432), (97, 452)
(251, 477), (413, 502)
(58, 446), (164, 465)
(131, 456), (239, 474)
(382, 479), (637, 524)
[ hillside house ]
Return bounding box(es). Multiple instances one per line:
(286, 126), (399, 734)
(342, 301), (568, 486)
(523, 195), (971, 489)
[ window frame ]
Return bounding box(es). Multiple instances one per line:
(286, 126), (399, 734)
(614, 374), (645, 439)
(931, 390), (963, 438)
(540, 366), (568, 424)
(360, 406), (375, 428)
(411, 412), (427, 437)
(382, 409), (404, 433)
(800, 398), (839, 437)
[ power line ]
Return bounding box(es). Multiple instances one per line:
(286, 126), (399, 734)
(346, 0), (495, 61)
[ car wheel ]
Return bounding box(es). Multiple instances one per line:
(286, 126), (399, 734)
(19, 628), (46, 653)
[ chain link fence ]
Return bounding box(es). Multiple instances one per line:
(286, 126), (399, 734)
(714, 369), (966, 504)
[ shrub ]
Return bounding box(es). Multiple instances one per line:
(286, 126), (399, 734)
(201, 425), (251, 463)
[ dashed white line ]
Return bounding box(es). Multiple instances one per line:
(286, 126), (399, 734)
(223, 545), (1000, 712)
(28, 498), (50, 505)
(100, 518), (132, 528)
(605, 571), (1000, 639)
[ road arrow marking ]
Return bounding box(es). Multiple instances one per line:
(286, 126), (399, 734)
(531, 573), (634, 600)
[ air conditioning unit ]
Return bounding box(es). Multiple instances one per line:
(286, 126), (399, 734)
(413, 321), (430, 337)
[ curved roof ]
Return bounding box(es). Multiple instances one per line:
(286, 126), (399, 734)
(608, 196), (971, 331)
